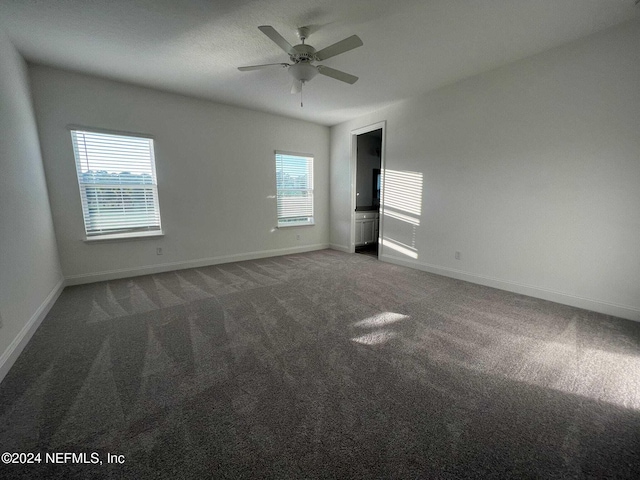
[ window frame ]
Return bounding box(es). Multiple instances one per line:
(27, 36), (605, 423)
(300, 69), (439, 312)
(275, 150), (315, 228)
(69, 126), (163, 241)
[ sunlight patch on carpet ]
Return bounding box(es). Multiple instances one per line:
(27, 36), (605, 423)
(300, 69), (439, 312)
(351, 329), (398, 345)
(354, 312), (409, 328)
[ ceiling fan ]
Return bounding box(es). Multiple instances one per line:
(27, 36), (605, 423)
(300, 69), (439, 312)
(238, 26), (363, 101)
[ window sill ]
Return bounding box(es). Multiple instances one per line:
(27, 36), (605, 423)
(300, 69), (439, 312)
(277, 223), (315, 229)
(84, 230), (164, 243)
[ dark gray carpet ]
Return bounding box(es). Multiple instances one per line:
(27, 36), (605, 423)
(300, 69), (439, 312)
(1, 249), (639, 479)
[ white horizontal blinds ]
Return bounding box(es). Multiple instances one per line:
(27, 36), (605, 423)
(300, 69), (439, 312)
(275, 152), (314, 226)
(70, 130), (161, 236)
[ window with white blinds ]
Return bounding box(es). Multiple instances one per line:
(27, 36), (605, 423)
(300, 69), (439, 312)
(275, 151), (314, 227)
(70, 129), (162, 239)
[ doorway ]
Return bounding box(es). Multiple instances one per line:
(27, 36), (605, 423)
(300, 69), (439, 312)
(350, 122), (385, 258)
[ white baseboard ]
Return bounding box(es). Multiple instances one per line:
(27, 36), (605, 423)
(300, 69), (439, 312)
(0, 276), (66, 383)
(65, 244), (331, 285)
(380, 254), (640, 322)
(329, 243), (351, 253)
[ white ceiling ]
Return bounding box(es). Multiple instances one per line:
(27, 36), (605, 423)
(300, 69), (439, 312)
(0, 0), (637, 126)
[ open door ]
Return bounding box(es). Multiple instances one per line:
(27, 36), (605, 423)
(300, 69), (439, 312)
(349, 122), (386, 257)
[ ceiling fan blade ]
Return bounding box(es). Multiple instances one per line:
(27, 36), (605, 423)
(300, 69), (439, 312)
(291, 80), (302, 94)
(238, 63), (289, 71)
(317, 65), (358, 84)
(315, 35), (363, 61)
(258, 26), (295, 55)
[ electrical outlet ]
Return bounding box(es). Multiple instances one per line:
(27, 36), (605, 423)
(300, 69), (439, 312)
(455, 251), (461, 260)
(156, 247), (163, 255)
(296, 234), (301, 241)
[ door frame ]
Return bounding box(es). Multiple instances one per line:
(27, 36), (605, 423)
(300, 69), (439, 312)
(349, 121), (386, 255)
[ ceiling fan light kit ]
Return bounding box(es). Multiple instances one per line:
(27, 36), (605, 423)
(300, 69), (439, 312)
(289, 63), (318, 83)
(238, 25), (363, 106)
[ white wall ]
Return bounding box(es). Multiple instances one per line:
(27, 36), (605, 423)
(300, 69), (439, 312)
(29, 66), (330, 283)
(0, 35), (63, 379)
(331, 19), (640, 321)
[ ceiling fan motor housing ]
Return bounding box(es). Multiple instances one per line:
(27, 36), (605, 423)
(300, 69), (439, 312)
(290, 44), (316, 63)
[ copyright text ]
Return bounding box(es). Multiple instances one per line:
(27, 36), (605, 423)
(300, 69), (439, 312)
(2, 452), (125, 465)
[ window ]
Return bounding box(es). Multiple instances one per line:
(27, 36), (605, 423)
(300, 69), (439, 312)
(275, 151), (314, 227)
(70, 128), (162, 239)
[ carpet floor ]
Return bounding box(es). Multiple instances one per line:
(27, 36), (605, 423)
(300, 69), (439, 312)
(1, 249), (639, 478)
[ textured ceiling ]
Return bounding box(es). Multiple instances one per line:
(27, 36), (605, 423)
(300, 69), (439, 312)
(0, 0), (637, 125)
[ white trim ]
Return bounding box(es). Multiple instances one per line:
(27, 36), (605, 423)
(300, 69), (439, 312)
(276, 222), (315, 229)
(0, 277), (66, 383)
(380, 254), (640, 322)
(65, 243), (330, 285)
(275, 150), (314, 159)
(84, 230), (164, 242)
(329, 243), (351, 253)
(67, 124), (154, 139)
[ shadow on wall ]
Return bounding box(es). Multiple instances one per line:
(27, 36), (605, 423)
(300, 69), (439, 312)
(381, 169), (423, 259)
